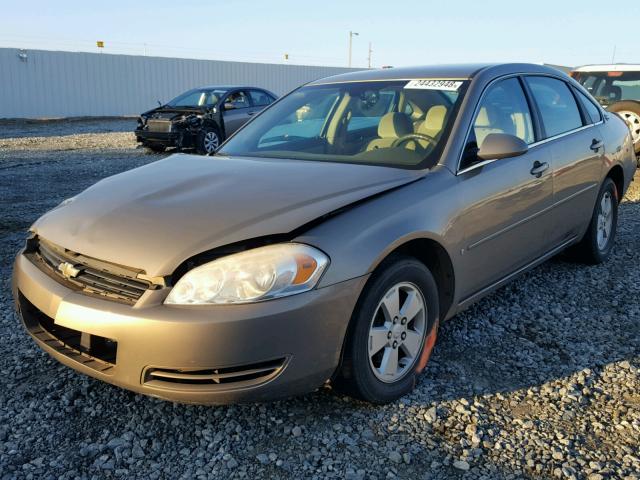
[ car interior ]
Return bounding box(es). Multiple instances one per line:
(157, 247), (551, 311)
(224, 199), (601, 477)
(225, 81), (466, 168)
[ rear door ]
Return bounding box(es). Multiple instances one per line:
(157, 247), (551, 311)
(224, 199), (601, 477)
(523, 76), (604, 245)
(456, 76), (555, 300)
(222, 90), (252, 136)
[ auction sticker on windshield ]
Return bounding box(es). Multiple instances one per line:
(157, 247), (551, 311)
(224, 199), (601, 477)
(404, 79), (463, 91)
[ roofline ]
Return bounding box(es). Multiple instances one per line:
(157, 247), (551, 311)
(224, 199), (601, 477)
(305, 63), (575, 86)
(573, 64), (640, 72)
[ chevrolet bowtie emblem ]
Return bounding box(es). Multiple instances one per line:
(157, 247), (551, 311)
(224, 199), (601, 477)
(58, 262), (81, 279)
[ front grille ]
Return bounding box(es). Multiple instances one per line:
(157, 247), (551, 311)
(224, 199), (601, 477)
(26, 237), (156, 304)
(19, 293), (117, 373)
(147, 119), (172, 133)
(144, 358), (287, 391)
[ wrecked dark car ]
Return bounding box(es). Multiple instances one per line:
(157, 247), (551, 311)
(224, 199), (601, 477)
(135, 86), (277, 154)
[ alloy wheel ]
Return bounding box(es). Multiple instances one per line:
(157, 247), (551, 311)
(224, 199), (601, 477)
(203, 131), (219, 153)
(368, 282), (427, 383)
(597, 191), (613, 250)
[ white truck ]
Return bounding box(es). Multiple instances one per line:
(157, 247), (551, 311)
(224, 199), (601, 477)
(571, 64), (640, 157)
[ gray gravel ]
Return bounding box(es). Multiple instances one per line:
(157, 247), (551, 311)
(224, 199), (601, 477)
(1, 121), (639, 480)
(0, 118), (136, 139)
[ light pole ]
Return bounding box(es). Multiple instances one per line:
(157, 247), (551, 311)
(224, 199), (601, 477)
(348, 31), (359, 68)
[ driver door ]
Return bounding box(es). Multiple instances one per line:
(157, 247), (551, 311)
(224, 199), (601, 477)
(222, 90), (252, 136)
(455, 77), (555, 301)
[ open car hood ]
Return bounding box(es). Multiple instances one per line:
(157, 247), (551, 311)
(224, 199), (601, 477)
(33, 154), (423, 277)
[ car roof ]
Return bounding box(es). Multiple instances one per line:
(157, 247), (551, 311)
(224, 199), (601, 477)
(572, 64), (640, 73)
(306, 63), (568, 85)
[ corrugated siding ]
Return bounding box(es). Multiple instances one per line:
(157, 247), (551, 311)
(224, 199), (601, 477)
(0, 48), (360, 119)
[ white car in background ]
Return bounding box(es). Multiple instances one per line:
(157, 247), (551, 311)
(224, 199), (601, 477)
(571, 64), (640, 158)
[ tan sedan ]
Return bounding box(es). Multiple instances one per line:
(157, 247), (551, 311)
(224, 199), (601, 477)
(13, 63), (636, 404)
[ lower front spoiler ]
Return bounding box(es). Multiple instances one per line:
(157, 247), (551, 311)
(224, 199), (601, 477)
(135, 130), (184, 148)
(13, 254), (368, 404)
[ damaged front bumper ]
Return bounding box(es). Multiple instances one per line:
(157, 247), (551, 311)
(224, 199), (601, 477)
(12, 252), (368, 404)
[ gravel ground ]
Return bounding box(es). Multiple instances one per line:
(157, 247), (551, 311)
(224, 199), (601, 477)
(0, 122), (639, 480)
(0, 118), (136, 139)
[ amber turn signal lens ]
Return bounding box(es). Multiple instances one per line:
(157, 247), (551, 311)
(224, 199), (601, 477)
(293, 254), (318, 285)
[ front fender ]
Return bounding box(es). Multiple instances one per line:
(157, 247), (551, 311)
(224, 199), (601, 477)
(295, 167), (462, 289)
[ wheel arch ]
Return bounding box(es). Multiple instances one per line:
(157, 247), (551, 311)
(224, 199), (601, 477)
(606, 164), (624, 200)
(379, 238), (456, 319)
(331, 235), (455, 382)
(202, 118), (222, 134)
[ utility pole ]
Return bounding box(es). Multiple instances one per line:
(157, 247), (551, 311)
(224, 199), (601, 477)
(611, 45), (617, 63)
(348, 31), (359, 68)
(367, 42), (372, 69)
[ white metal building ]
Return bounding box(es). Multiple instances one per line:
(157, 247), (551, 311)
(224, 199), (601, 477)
(0, 48), (360, 119)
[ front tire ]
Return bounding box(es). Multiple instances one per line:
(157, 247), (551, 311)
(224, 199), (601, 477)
(336, 256), (439, 404)
(571, 178), (618, 264)
(197, 126), (221, 155)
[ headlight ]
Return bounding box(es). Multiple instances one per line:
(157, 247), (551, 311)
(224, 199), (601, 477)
(165, 243), (329, 305)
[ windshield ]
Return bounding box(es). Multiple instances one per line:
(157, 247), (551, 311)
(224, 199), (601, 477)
(572, 71), (640, 106)
(218, 79), (468, 169)
(167, 89), (228, 107)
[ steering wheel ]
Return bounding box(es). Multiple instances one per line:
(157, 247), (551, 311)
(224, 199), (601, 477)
(391, 133), (438, 149)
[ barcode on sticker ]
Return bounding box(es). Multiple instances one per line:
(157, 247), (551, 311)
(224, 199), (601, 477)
(404, 80), (463, 91)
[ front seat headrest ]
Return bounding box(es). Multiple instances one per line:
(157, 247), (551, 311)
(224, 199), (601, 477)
(418, 105), (447, 137)
(377, 112), (413, 138)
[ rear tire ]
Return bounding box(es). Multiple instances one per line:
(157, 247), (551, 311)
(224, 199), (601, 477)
(570, 178), (618, 264)
(608, 101), (640, 154)
(335, 255), (439, 404)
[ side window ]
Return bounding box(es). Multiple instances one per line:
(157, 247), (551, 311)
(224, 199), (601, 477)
(249, 90), (274, 107)
(575, 89), (602, 124)
(461, 77), (534, 169)
(225, 91), (250, 109)
(525, 77), (583, 138)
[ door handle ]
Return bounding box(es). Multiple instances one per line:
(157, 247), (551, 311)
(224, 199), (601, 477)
(590, 139), (603, 151)
(530, 161), (549, 178)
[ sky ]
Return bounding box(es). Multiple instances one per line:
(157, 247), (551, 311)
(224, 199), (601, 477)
(0, 0), (638, 69)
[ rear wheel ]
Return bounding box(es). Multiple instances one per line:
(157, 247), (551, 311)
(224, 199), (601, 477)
(608, 101), (640, 154)
(336, 256), (439, 404)
(571, 178), (618, 264)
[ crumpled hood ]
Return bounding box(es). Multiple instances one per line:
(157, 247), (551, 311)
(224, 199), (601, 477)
(33, 154), (422, 276)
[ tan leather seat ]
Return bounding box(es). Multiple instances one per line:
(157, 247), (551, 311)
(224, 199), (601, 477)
(367, 112), (413, 150)
(419, 105), (447, 136)
(411, 105), (447, 149)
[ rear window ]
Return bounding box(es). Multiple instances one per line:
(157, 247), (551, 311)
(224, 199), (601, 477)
(525, 77), (583, 138)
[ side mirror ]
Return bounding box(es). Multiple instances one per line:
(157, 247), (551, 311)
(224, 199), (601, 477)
(223, 102), (236, 111)
(477, 133), (528, 161)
